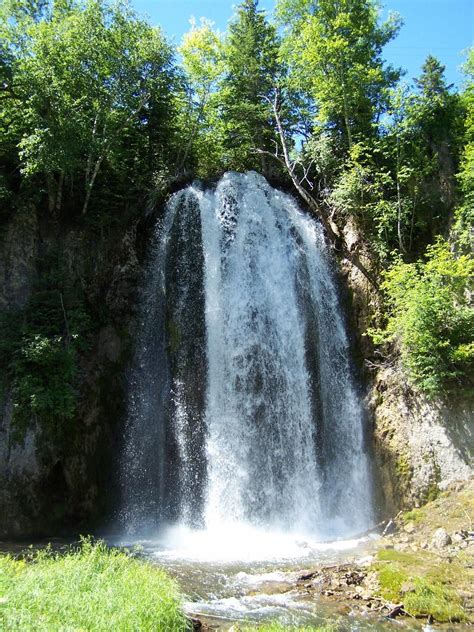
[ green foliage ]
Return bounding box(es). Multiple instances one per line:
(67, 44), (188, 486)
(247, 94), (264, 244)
(179, 18), (226, 177)
(0, 538), (188, 631)
(180, 0), (285, 176)
(452, 49), (474, 254)
(375, 549), (466, 622)
(402, 507), (425, 524)
(278, 0), (401, 149)
(220, 0), (282, 171)
(330, 57), (461, 259)
(12, 335), (77, 438)
(1, 0), (183, 216)
(371, 239), (473, 396)
(0, 249), (92, 443)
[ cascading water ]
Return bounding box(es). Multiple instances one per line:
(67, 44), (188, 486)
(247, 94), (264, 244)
(119, 171), (373, 544)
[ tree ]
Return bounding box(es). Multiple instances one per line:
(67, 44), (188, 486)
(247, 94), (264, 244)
(371, 240), (473, 397)
(219, 0), (282, 172)
(179, 18), (225, 177)
(1, 0), (181, 216)
(407, 56), (461, 239)
(452, 48), (474, 253)
(277, 0), (401, 151)
(415, 54), (452, 99)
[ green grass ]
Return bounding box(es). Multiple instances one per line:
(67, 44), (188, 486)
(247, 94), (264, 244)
(374, 549), (466, 622)
(0, 538), (188, 631)
(402, 508), (425, 524)
(404, 578), (465, 622)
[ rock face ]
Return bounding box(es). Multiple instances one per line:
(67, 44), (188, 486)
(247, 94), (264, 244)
(371, 366), (473, 515)
(0, 206), (39, 311)
(342, 217), (473, 517)
(0, 205), (144, 537)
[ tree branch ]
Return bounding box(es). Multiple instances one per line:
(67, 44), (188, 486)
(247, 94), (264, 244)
(258, 88), (378, 290)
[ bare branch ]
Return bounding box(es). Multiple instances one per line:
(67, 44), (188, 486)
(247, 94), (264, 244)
(256, 87), (379, 290)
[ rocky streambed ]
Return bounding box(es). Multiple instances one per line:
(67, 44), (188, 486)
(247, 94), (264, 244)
(185, 479), (473, 630)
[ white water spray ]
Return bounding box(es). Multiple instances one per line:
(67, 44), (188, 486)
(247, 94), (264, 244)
(120, 172), (373, 544)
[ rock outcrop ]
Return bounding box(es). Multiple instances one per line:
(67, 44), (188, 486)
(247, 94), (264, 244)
(342, 217), (473, 517)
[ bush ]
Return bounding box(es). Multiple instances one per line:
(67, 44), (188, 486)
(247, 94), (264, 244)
(0, 539), (188, 631)
(371, 239), (473, 397)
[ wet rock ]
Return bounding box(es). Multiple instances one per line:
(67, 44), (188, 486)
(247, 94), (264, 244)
(404, 522), (416, 534)
(343, 570), (365, 586)
(98, 325), (122, 363)
(387, 604), (405, 619)
(431, 527), (452, 548)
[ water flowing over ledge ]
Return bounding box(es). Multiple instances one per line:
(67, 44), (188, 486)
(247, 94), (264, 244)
(119, 171), (374, 551)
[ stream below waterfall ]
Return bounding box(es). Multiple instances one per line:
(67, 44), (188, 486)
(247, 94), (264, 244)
(113, 530), (431, 631)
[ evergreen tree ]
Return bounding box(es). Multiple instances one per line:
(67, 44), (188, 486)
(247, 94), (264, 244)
(409, 55), (461, 236)
(415, 54), (452, 99)
(452, 48), (474, 253)
(220, 0), (281, 172)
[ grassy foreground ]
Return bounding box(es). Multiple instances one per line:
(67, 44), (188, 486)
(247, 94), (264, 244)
(0, 538), (188, 631)
(371, 480), (474, 623)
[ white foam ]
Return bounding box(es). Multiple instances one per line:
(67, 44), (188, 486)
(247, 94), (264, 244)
(118, 523), (366, 564)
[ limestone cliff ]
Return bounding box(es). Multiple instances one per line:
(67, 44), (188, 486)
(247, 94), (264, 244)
(342, 217), (473, 518)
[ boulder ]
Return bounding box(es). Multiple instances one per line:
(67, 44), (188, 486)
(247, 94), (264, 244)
(431, 527), (452, 549)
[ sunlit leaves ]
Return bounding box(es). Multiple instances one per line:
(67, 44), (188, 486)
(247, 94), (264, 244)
(371, 240), (473, 396)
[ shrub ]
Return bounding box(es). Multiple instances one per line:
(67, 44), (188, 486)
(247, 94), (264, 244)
(371, 239), (473, 397)
(0, 249), (92, 443)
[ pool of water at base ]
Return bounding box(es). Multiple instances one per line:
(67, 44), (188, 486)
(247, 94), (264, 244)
(112, 526), (431, 632)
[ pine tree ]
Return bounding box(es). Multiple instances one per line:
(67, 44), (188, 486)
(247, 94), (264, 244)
(410, 55), (461, 231)
(415, 55), (453, 99)
(219, 0), (281, 172)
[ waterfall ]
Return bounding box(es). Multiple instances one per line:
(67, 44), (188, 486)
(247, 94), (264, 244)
(119, 172), (373, 539)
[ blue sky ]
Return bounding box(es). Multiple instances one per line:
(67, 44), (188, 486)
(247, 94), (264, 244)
(131, 0), (473, 89)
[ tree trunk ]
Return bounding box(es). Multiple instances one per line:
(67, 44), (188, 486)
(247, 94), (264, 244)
(82, 154), (104, 215)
